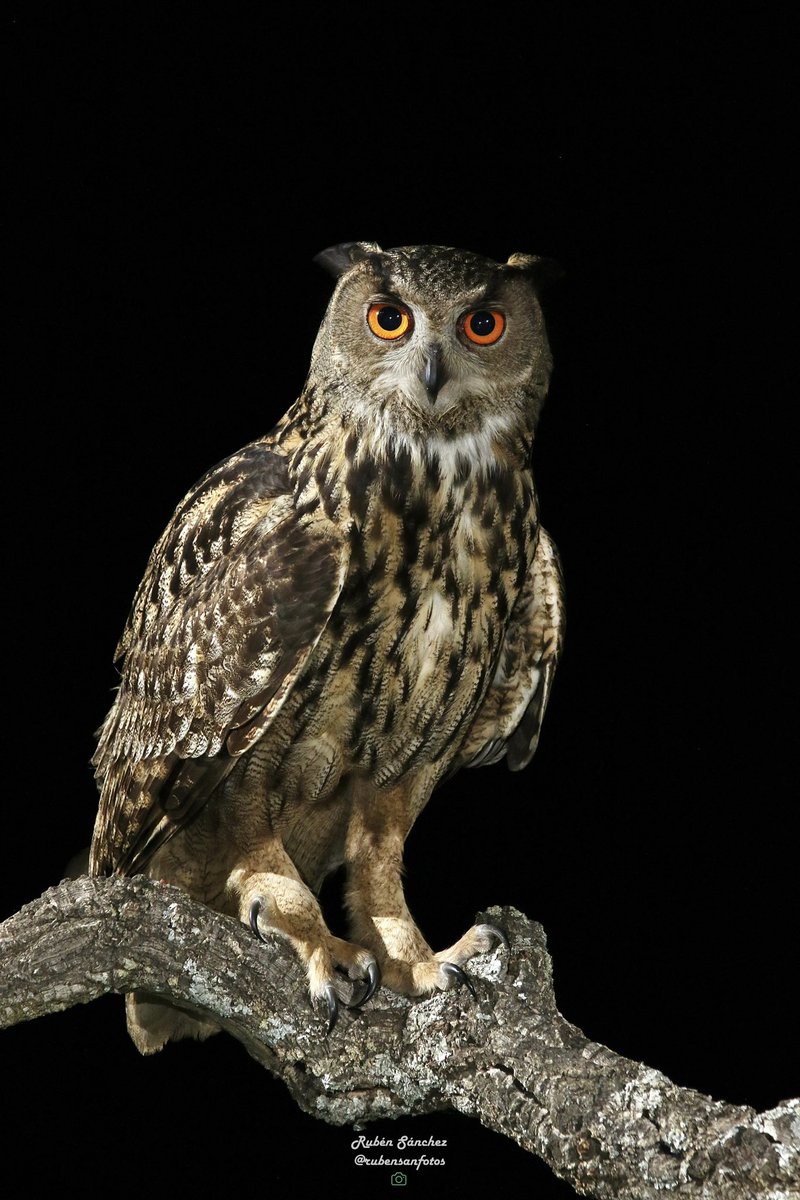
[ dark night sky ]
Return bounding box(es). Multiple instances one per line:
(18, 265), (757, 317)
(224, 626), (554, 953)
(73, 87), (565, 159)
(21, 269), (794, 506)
(6, 12), (796, 1198)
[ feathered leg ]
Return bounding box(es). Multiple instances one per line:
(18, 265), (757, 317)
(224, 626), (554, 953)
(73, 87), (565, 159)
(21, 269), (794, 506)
(344, 773), (505, 996)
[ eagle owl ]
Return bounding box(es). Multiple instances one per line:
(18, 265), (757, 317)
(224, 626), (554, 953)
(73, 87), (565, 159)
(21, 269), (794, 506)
(91, 242), (565, 1053)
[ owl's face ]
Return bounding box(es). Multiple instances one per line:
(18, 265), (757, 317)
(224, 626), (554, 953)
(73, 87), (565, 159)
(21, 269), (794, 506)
(310, 244), (555, 445)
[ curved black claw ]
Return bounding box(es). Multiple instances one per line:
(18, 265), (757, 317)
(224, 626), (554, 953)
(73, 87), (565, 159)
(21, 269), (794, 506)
(249, 898), (266, 942)
(474, 921), (509, 952)
(341, 960), (381, 1009)
(344, 978), (369, 1009)
(441, 961), (478, 1000)
(323, 984), (339, 1035)
(361, 960), (381, 1005)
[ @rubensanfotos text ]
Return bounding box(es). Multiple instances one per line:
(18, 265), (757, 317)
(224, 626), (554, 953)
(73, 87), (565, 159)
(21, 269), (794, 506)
(352, 1134), (447, 1170)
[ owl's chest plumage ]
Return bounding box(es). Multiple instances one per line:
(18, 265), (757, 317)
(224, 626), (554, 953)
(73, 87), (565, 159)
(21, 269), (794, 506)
(268, 434), (538, 824)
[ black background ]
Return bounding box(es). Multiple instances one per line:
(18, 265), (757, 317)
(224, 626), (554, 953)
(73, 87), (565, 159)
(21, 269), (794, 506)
(6, 11), (796, 1198)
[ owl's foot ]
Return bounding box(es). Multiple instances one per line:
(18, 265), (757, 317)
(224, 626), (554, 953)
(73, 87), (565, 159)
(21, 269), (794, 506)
(363, 920), (507, 998)
(248, 896), (380, 1032)
(436, 921), (508, 967)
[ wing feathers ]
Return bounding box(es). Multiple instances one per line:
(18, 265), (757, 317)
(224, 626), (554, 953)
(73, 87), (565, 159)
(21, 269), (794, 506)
(457, 524), (565, 772)
(90, 439), (347, 877)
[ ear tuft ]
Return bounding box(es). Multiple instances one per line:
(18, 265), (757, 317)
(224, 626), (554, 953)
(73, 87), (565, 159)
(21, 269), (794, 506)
(505, 252), (564, 290)
(313, 241), (384, 277)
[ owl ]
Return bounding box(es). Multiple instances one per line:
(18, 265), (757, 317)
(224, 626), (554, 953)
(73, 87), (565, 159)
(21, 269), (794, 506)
(90, 242), (565, 1052)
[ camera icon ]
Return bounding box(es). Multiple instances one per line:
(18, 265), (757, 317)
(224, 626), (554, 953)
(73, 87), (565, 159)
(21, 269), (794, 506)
(390, 1172), (408, 1186)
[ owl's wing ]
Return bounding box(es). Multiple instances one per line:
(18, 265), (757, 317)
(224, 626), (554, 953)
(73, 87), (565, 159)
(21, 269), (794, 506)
(456, 525), (565, 771)
(90, 439), (347, 877)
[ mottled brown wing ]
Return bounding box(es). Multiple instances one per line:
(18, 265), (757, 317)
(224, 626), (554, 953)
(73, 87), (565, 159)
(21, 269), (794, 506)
(455, 525), (565, 772)
(90, 440), (347, 877)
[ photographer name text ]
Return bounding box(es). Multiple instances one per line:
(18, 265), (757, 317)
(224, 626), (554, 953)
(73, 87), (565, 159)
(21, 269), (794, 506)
(352, 1134), (447, 1169)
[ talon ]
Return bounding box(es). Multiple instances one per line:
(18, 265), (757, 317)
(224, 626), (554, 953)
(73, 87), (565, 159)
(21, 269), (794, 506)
(344, 978), (369, 1009)
(474, 921), (509, 951)
(362, 960), (381, 1005)
(345, 960), (381, 1008)
(249, 898), (266, 942)
(441, 962), (477, 999)
(323, 984), (339, 1034)
(342, 960), (380, 1009)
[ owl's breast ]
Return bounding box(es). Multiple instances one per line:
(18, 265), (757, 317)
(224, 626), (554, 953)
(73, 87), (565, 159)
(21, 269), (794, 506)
(272, 456), (538, 792)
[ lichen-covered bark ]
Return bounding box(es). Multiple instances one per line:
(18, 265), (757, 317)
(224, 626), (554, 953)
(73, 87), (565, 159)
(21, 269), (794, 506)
(1, 877), (797, 1198)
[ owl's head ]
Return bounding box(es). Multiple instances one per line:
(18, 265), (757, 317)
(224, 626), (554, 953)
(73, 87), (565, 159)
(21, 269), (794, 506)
(310, 243), (558, 450)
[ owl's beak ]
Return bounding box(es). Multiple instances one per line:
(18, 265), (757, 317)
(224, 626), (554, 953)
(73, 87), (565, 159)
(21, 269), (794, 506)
(421, 345), (448, 402)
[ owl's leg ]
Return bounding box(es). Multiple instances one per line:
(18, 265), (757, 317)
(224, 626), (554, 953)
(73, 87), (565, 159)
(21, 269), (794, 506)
(344, 777), (506, 997)
(210, 743), (378, 1028)
(227, 850), (378, 1028)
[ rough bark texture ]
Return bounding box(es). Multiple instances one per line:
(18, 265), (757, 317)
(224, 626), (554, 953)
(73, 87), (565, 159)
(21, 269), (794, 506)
(1, 876), (797, 1198)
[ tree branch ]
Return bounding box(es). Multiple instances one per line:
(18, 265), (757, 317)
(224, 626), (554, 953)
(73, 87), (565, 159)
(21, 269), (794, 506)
(1, 877), (796, 1198)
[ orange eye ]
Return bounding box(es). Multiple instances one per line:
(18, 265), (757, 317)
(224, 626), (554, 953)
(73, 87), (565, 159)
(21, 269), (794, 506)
(462, 308), (506, 345)
(367, 302), (413, 340)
